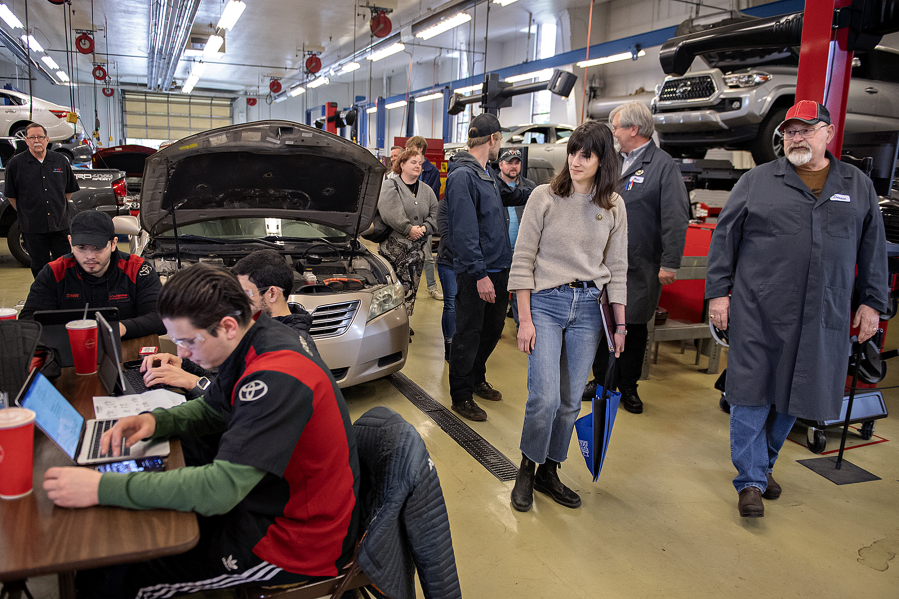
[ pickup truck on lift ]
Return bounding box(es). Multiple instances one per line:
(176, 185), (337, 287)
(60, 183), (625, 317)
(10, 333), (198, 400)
(651, 11), (899, 164)
(0, 165), (129, 267)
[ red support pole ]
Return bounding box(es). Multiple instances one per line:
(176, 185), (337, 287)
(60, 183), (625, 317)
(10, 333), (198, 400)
(325, 102), (338, 135)
(795, 0), (854, 156)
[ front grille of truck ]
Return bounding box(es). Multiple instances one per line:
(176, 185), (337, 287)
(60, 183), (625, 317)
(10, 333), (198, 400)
(658, 75), (716, 102)
(310, 300), (360, 338)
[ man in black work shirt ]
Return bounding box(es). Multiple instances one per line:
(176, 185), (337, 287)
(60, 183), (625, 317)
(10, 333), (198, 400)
(4, 122), (80, 277)
(20, 210), (165, 339)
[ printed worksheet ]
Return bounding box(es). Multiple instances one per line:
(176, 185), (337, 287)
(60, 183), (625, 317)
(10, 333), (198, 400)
(93, 389), (186, 419)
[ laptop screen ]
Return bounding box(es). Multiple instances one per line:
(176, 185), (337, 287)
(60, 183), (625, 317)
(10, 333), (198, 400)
(18, 371), (84, 460)
(96, 311), (126, 395)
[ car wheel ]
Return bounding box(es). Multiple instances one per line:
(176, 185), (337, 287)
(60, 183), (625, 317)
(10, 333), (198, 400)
(751, 106), (788, 165)
(7, 220), (31, 268)
(10, 124), (26, 139)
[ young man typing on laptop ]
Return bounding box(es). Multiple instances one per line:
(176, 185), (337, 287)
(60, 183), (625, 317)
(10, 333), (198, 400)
(19, 210), (166, 339)
(42, 264), (360, 597)
(138, 249), (317, 396)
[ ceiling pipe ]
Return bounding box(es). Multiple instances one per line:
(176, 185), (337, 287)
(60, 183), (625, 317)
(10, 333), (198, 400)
(160, 0), (201, 91)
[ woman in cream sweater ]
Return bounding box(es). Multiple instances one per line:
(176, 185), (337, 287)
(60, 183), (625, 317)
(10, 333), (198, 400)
(508, 120), (628, 512)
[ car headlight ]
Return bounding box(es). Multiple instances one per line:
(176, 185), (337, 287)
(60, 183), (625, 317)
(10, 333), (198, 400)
(723, 72), (772, 88)
(368, 280), (405, 321)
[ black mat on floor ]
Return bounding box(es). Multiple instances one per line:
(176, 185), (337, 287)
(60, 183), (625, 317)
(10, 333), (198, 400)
(797, 457), (881, 485)
(389, 372), (518, 482)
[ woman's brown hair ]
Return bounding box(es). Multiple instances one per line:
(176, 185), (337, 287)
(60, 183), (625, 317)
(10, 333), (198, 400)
(392, 149), (422, 175)
(550, 120), (620, 209)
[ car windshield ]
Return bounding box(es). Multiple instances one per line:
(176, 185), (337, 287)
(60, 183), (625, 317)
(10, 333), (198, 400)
(156, 217), (349, 241)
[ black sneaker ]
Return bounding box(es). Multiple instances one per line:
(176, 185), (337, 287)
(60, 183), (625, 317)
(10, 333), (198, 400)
(474, 381), (502, 401)
(452, 400), (487, 421)
(582, 379), (598, 401)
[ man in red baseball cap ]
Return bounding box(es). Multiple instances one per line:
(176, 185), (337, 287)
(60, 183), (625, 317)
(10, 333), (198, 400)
(704, 99), (888, 518)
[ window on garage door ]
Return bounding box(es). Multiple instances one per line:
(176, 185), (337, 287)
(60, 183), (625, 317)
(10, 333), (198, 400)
(123, 91), (232, 146)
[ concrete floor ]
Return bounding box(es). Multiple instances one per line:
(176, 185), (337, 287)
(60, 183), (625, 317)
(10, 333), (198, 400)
(5, 242), (899, 599)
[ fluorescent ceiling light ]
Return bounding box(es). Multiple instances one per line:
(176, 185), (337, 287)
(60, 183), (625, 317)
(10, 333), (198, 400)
(494, 0), (520, 5)
(340, 62), (360, 74)
(190, 62), (207, 78)
(56, 71), (69, 82)
(307, 76), (329, 88)
(577, 49), (646, 68)
(182, 74), (199, 94)
(41, 55), (59, 70)
(366, 106), (378, 114)
(289, 85), (305, 97)
(0, 4), (23, 29)
(20, 34), (43, 53)
(453, 83), (482, 95)
(386, 100), (407, 110)
(505, 69), (553, 83)
(368, 42), (405, 62)
(202, 35), (224, 59)
(216, 0), (246, 31)
(416, 12), (471, 40)
(416, 92), (443, 103)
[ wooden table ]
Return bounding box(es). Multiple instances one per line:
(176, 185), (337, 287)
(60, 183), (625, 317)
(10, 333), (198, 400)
(0, 336), (199, 597)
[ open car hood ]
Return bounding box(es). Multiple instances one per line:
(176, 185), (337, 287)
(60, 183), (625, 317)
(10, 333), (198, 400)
(140, 121), (386, 237)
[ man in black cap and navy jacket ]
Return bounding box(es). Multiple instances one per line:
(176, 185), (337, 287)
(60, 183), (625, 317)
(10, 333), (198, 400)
(444, 112), (514, 421)
(20, 210), (166, 339)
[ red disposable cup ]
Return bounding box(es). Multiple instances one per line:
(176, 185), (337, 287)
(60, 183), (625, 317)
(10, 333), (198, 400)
(0, 407), (37, 499)
(0, 308), (16, 320)
(67, 319), (99, 375)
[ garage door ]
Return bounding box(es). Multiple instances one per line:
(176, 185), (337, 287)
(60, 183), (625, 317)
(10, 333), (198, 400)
(123, 91), (232, 143)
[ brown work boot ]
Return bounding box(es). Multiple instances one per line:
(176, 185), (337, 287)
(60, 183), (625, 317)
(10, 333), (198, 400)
(474, 381), (502, 401)
(738, 487), (764, 517)
(762, 472), (782, 499)
(451, 399), (487, 421)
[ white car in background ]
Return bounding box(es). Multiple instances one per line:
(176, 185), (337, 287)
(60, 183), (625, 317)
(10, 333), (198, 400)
(445, 123), (575, 176)
(502, 123), (575, 172)
(0, 89), (76, 141)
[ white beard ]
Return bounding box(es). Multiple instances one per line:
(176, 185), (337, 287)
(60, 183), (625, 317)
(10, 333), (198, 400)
(787, 147), (812, 167)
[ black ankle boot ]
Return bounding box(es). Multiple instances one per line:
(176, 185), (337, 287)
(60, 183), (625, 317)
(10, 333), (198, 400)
(534, 459), (581, 508)
(444, 341), (451, 362)
(511, 454), (536, 512)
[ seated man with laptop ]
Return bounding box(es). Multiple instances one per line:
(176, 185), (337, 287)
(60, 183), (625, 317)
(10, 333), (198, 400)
(42, 264), (360, 598)
(19, 210), (166, 340)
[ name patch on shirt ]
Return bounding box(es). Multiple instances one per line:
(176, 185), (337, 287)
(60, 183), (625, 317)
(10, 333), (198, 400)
(830, 193), (851, 202)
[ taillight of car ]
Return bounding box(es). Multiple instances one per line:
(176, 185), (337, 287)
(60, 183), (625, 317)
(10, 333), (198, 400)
(50, 110), (68, 119)
(112, 177), (128, 205)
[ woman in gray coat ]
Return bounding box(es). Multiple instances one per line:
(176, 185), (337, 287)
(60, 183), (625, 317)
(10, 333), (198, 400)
(377, 149), (438, 318)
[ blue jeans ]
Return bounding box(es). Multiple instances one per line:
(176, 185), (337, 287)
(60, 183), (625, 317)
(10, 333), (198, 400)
(437, 263), (457, 342)
(730, 404), (797, 493)
(520, 285), (603, 464)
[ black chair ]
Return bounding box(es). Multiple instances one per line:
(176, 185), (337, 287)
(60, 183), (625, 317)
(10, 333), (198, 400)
(0, 319), (41, 403)
(243, 407), (460, 599)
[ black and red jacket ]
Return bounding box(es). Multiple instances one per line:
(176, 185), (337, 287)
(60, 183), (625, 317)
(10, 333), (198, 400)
(20, 249), (166, 339)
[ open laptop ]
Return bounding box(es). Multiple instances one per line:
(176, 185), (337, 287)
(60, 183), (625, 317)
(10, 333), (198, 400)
(96, 311), (149, 395)
(33, 307), (121, 369)
(15, 367), (170, 466)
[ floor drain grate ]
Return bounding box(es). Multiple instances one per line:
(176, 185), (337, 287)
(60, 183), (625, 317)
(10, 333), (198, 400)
(389, 372), (518, 482)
